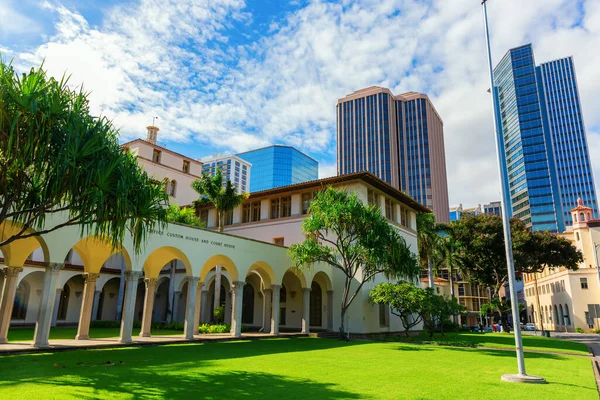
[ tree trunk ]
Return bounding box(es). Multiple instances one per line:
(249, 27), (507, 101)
(218, 209), (224, 233)
(449, 272), (457, 324)
(339, 308), (348, 341)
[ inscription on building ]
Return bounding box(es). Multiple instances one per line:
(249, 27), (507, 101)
(150, 229), (235, 249)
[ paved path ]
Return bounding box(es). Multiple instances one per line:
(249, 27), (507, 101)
(0, 332), (308, 356)
(547, 332), (600, 392)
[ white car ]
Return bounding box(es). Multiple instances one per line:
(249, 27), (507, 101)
(524, 323), (536, 331)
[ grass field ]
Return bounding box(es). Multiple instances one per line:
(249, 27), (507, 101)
(7, 327), (183, 342)
(0, 337), (596, 399)
(386, 331), (590, 355)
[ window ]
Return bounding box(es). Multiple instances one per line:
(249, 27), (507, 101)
(302, 192), (313, 214)
(273, 237), (284, 246)
(271, 198), (280, 219)
(271, 197), (291, 219)
(183, 160), (190, 173)
(224, 210), (233, 226)
(379, 303), (389, 327)
(581, 278), (588, 289)
(367, 190), (378, 207)
(400, 207), (409, 228)
(252, 201), (261, 222)
(242, 204), (251, 223)
(199, 210), (209, 226)
(458, 284), (465, 296)
(152, 149), (161, 163)
(169, 180), (177, 197)
(385, 198), (394, 221)
(576, 232), (580, 241)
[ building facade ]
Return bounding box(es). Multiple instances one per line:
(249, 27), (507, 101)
(199, 154), (252, 194)
(337, 87), (449, 222)
(493, 44), (598, 232)
(236, 145), (318, 193)
(523, 199), (600, 332)
(449, 204), (483, 221)
(483, 201), (502, 217)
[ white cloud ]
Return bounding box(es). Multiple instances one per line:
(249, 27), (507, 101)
(0, 1), (41, 37)
(9, 0), (600, 209)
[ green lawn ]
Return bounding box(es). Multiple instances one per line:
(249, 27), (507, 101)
(7, 327), (183, 342)
(0, 337), (596, 399)
(385, 332), (590, 355)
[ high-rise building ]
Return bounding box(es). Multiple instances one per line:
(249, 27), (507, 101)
(199, 154), (251, 194)
(336, 87), (449, 222)
(493, 44), (598, 232)
(237, 145), (318, 193)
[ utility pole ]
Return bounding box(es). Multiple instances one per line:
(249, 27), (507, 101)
(481, 0), (545, 384)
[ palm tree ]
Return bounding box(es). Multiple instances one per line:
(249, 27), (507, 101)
(192, 168), (248, 232)
(433, 236), (466, 323)
(417, 213), (441, 289)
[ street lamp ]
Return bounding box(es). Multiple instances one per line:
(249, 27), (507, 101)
(481, 0), (545, 384)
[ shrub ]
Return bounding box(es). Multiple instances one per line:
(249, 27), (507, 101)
(199, 323), (230, 334)
(214, 306), (225, 324)
(133, 320), (142, 329)
(576, 327), (584, 334)
(90, 320), (120, 329)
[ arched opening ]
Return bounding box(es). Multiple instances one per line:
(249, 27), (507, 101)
(242, 285), (255, 324)
(12, 280), (30, 320)
(153, 278), (170, 323)
(564, 304), (571, 326)
(280, 270), (305, 331)
(57, 283), (70, 321)
(553, 305), (559, 326)
(559, 304), (565, 326)
(208, 276), (231, 324)
(97, 277), (121, 321)
(310, 281), (322, 327)
(169, 180), (177, 197)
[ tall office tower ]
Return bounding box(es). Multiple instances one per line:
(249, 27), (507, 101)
(337, 87), (449, 222)
(237, 145), (318, 192)
(493, 44), (598, 232)
(198, 154), (251, 194)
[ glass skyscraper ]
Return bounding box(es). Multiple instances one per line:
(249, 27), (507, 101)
(337, 87), (449, 222)
(493, 44), (597, 232)
(237, 145), (318, 193)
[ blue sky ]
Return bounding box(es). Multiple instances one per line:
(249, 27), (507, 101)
(2, 0), (600, 207)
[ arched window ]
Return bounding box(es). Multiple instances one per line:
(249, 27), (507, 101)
(559, 304), (564, 325)
(544, 306), (549, 323)
(310, 281), (322, 327)
(57, 283), (70, 320)
(241, 285), (254, 324)
(12, 280), (30, 319)
(553, 305), (559, 325)
(169, 180), (177, 197)
(580, 213), (585, 221)
(564, 304), (571, 326)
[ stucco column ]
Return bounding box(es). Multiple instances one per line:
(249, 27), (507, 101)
(184, 277), (200, 340)
(32, 263), (62, 348)
(51, 289), (63, 327)
(262, 288), (272, 333)
(327, 290), (334, 332)
(120, 271), (142, 344)
(0, 266), (23, 344)
(271, 284), (281, 336)
(140, 278), (158, 337)
(76, 273), (100, 340)
(91, 290), (102, 321)
(302, 288), (311, 334)
(200, 289), (210, 323)
(172, 291), (181, 323)
(231, 281), (244, 338)
(193, 282), (202, 335)
(214, 265), (222, 310)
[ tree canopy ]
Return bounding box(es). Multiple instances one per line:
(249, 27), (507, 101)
(192, 168), (247, 232)
(0, 59), (167, 252)
(289, 187), (419, 338)
(165, 203), (204, 228)
(369, 282), (425, 337)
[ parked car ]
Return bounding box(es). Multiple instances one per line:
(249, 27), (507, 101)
(524, 323), (536, 331)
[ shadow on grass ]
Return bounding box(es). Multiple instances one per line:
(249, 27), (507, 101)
(0, 338), (364, 399)
(394, 342), (571, 360)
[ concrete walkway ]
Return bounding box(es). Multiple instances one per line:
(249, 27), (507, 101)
(0, 332), (308, 356)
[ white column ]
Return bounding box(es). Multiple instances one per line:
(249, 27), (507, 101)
(139, 278), (158, 337)
(51, 289), (62, 327)
(184, 277), (200, 340)
(91, 290), (102, 321)
(302, 288), (311, 334)
(231, 281), (244, 338)
(119, 271), (143, 344)
(262, 288), (272, 333)
(0, 266), (23, 344)
(193, 282), (202, 335)
(271, 284), (281, 335)
(76, 273), (100, 340)
(200, 289), (210, 323)
(327, 290), (334, 332)
(32, 263), (62, 348)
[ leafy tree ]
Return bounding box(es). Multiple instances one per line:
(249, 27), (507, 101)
(369, 282), (425, 338)
(420, 288), (466, 337)
(0, 59), (167, 251)
(432, 233), (466, 323)
(192, 168), (247, 232)
(417, 213), (441, 289)
(289, 187), (419, 339)
(166, 203), (204, 228)
(480, 297), (525, 333)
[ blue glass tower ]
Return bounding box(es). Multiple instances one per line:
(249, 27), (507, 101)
(493, 44), (598, 232)
(237, 145), (318, 192)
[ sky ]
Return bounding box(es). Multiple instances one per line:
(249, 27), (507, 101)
(1, 0), (599, 208)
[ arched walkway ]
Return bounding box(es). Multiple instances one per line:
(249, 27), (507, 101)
(310, 271), (334, 331)
(96, 277), (121, 321)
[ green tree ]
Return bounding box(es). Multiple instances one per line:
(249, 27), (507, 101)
(166, 203), (204, 228)
(289, 187), (419, 339)
(480, 297), (525, 333)
(369, 282), (425, 338)
(420, 288), (466, 337)
(192, 168), (247, 232)
(417, 213), (441, 289)
(433, 233), (466, 323)
(0, 59), (167, 251)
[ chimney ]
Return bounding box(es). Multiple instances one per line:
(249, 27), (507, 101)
(146, 125), (159, 144)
